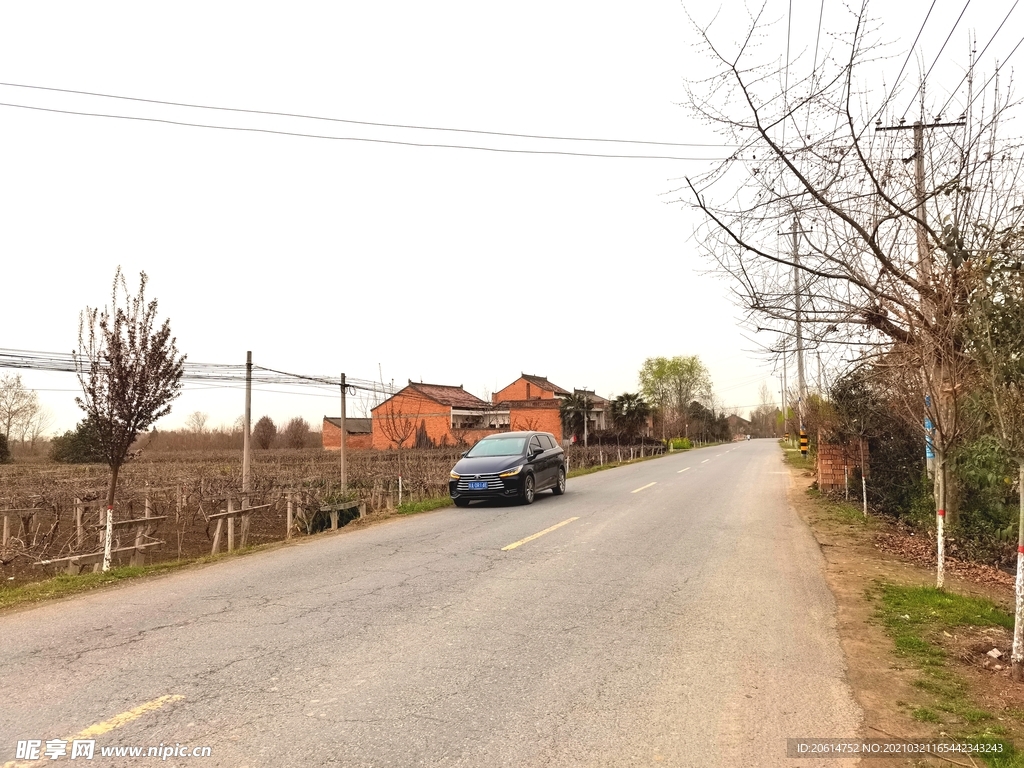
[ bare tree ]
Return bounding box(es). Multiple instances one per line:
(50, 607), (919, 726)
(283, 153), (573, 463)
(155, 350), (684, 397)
(24, 405), (53, 452)
(185, 411), (209, 434)
(252, 416), (277, 449)
(282, 416), (311, 449)
(678, 5), (1024, 586)
(0, 373), (37, 443)
(74, 268), (185, 515)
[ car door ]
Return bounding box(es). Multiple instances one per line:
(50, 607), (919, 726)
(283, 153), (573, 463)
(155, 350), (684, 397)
(540, 434), (562, 488)
(528, 435), (550, 488)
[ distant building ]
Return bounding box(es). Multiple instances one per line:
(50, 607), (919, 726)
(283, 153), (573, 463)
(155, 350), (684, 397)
(322, 417), (373, 451)
(492, 374), (569, 441)
(493, 373), (571, 403)
(371, 381), (509, 449)
(726, 414), (752, 439)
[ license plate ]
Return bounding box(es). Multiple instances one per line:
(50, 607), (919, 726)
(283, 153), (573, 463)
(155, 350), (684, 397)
(468, 481), (488, 490)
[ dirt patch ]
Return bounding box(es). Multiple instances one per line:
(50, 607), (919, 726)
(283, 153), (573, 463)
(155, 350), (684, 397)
(787, 463), (1024, 766)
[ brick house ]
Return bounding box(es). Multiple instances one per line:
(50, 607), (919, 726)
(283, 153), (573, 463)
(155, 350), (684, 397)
(371, 382), (510, 449)
(573, 388), (609, 433)
(726, 414), (751, 439)
(322, 417), (373, 451)
(492, 374), (569, 442)
(493, 373), (570, 403)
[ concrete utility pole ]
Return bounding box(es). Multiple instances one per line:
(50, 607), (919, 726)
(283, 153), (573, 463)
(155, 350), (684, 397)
(792, 216), (809, 456)
(875, 117), (965, 589)
(242, 351), (252, 510)
(339, 372), (347, 498)
(782, 344), (789, 442)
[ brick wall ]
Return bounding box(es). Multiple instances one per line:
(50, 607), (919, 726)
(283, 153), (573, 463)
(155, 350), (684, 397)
(508, 401), (563, 442)
(817, 430), (869, 493)
(372, 391), (453, 449)
(321, 419), (373, 451)
(494, 378), (557, 403)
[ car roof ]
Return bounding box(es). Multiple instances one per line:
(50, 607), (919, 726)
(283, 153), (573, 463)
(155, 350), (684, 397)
(480, 431), (547, 439)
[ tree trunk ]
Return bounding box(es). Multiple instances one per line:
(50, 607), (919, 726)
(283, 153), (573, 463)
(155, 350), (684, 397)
(102, 462), (121, 572)
(1012, 461), (1024, 682)
(934, 447), (946, 589)
(106, 462), (121, 510)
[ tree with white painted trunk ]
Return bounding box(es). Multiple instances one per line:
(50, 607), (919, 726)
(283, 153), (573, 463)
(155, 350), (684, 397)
(677, 4), (1024, 588)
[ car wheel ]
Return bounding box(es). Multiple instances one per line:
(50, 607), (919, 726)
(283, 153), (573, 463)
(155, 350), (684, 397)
(454, 497), (470, 508)
(521, 474), (536, 505)
(552, 467), (566, 496)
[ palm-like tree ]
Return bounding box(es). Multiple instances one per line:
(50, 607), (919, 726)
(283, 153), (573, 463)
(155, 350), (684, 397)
(611, 393), (650, 440)
(560, 393), (593, 443)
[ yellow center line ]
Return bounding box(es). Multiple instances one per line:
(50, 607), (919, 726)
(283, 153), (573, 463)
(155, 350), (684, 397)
(631, 482), (657, 493)
(2, 695), (184, 768)
(501, 517), (579, 551)
(678, 467), (691, 473)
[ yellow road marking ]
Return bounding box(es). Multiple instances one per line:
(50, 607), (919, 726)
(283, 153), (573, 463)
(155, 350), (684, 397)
(74, 695), (184, 739)
(501, 517), (579, 551)
(631, 482), (656, 493)
(2, 696), (184, 768)
(677, 467), (691, 473)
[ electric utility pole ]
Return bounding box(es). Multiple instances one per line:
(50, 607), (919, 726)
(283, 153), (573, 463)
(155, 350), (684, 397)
(782, 343), (789, 443)
(242, 350), (252, 510)
(339, 372), (347, 498)
(875, 117), (965, 589)
(792, 216), (811, 456)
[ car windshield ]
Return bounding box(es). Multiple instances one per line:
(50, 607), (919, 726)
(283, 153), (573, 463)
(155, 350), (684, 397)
(466, 436), (527, 457)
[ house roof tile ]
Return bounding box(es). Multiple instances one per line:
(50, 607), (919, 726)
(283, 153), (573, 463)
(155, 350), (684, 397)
(406, 382), (490, 410)
(520, 373), (570, 396)
(323, 417), (372, 433)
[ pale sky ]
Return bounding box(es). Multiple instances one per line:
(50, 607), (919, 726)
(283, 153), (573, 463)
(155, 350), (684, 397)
(1, 1), (1016, 433)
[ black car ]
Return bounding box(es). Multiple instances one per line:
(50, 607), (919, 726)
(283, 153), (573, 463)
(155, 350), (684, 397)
(449, 431), (566, 506)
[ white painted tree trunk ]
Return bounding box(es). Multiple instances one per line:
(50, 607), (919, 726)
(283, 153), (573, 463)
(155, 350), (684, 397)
(1013, 462), (1024, 681)
(935, 451), (946, 589)
(102, 507), (113, 572)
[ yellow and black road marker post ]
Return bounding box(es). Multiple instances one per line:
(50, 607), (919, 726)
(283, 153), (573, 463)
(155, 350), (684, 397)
(800, 431), (808, 457)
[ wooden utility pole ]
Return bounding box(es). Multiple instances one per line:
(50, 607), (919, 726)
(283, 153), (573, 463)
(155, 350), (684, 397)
(242, 351), (252, 510)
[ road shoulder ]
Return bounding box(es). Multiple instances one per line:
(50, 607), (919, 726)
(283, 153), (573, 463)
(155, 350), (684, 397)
(786, 455), (1024, 767)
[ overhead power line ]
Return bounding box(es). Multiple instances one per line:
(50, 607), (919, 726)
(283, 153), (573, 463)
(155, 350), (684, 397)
(902, 0), (972, 119)
(937, 1), (1021, 117)
(0, 100), (730, 162)
(0, 348), (390, 394)
(883, 0), (938, 110)
(0, 81), (737, 150)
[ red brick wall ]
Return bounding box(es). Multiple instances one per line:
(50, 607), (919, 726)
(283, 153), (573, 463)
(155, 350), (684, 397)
(817, 431), (869, 493)
(494, 378), (556, 403)
(321, 419), (373, 451)
(372, 391), (453, 449)
(509, 402), (563, 442)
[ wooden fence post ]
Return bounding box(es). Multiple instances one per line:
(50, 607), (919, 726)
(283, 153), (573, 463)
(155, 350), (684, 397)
(2, 514), (8, 548)
(75, 499), (83, 548)
(286, 493), (293, 540)
(227, 499), (235, 553)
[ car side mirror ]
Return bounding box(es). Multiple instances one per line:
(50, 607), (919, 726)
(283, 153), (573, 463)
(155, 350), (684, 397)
(461, 451), (469, 458)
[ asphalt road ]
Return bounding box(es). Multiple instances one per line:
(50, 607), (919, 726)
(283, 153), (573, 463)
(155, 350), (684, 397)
(0, 441), (861, 767)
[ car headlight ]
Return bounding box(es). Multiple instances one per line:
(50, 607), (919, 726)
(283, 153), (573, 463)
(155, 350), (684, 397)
(450, 470), (461, 480)
(499, 465), (523, 477)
